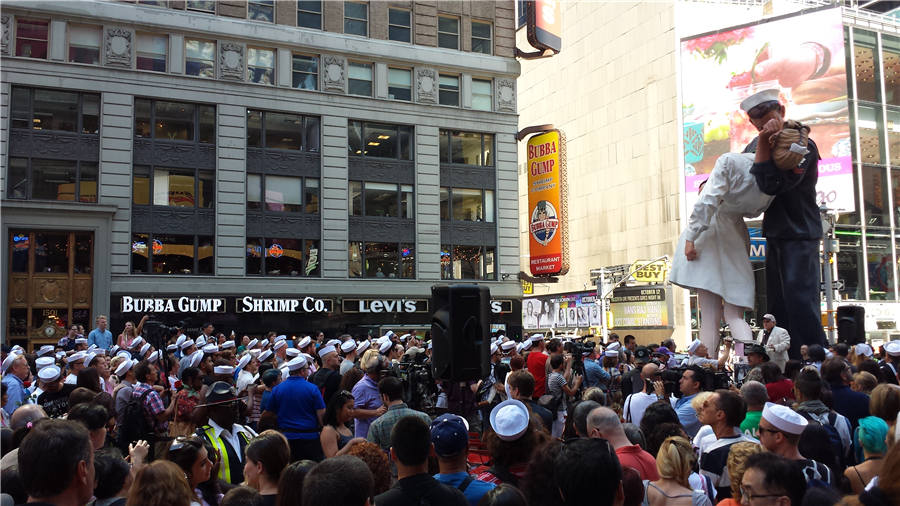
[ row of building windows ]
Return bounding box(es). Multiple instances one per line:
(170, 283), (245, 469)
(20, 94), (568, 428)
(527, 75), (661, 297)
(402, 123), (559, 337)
(131, 1), (494, 54)
(11, 17), (496, 110)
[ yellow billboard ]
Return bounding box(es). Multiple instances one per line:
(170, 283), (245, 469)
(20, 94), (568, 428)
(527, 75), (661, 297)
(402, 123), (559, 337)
(527, 130), (568, 276)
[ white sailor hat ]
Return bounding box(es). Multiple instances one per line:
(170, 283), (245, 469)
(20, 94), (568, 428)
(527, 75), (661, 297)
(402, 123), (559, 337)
(148, 350), (162, 363)
(202, 344), (218, 355)
(523, 340), (533, 351)
(36, 356), (55, 370)
(490, 343), (499, 355)
(761, 402), (808, 435)
(740, 88), (781, 113)
(176, 335), (187, 347)
(38, 365), (61, 382)
(74, 337), (88, 345)
(356, 340), (371, 354)
(180, 339), (195, 350)
(386, 330), (396, 338)
(886, 341), (900, 356)
(529, 334), (544, 343)
(58, 337), (70, 347)
(604, 350), (619, 358)
(341, 340), (357, 353)
(140, 343), (151, 356)
(688, 340), (702, 354)
(166, 344), (178, 353)
(111, 345), (120, 354)
(607, 342), (621, 351)
(84, 352), (98, 367)
(326, 339), (341, 348)
(248, 339), (259, 349)
(275, 335), (287, 342)
(286, 356), (309, 371)
(69, 351), (87, 363)
(114, 359), (135, 377)
(427, 341), (433, 350)
(855, 343), (873, 357)
(188, 351), (204, 368)
(259, 350), (273, 362)
(286, 347), (300, 358)
(490, 400), (530, 442)
(516, 343), (525, 354)
(302, 353), (315, 363)
(221, 341), (236, 350)
(213, 365), (234, 375)
(379, 341), (393, 354)
(298, 336), (312, 349)
(501, 341), (516, 352)
(400, 334), (411, 342)
(260, 339), (270, 348)
(318, 345), (337, 358)
(88, 344), (98, 351)
(56, 351), (66, 360)
(131, 337), (145, 348)
(36, 345), (55, 357)
(237, 354), (252, 370)
(116, 350), (132, 360)
(273, 340), (287, 351)
(96, 349), (107, 356)
(196, 336), (207, 347)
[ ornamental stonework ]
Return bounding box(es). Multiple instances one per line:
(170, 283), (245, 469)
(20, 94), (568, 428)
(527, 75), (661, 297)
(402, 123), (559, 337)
(104, 27), (133, 67)
(415, 68), (438, 104)
(497, 78), (516, 113)
(1, 15), (11, 57)
(219, 41), (244, 81)
(322, 55), (346, 93)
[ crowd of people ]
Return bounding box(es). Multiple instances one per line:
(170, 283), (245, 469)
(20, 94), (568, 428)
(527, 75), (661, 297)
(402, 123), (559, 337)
(1, 314), (899, 506)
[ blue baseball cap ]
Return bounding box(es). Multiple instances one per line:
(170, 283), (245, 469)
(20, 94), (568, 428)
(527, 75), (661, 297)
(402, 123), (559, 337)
(430, 414), (469, 457)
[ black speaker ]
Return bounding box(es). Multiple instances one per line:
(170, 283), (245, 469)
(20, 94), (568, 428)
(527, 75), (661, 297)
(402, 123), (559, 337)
(836, 305), (866, 345)
(431, 284), (490, 381)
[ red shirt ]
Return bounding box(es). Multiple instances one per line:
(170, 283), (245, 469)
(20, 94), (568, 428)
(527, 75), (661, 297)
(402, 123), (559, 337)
(765, 378), (794, 404)
(616, 444), (660, 481)
(527, 351), (549, 398)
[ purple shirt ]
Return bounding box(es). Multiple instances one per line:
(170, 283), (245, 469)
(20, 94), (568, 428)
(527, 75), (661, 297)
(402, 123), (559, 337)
(352, 374), (382, 438)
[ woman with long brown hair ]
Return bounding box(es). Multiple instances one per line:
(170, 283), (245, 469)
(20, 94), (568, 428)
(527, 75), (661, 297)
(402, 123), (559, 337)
(118, 315), (149, 350)
(126, 460), (193, 506)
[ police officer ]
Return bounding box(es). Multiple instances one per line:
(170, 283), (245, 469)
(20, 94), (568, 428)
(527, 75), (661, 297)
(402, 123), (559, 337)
(197, 381), (258, 484)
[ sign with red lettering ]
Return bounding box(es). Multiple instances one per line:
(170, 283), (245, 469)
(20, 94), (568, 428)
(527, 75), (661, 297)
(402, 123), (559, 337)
(527, 0), (562, 53)
(527, 130), (568, 276)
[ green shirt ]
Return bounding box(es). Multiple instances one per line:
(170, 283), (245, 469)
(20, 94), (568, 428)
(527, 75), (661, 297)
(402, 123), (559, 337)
(366, 402), (432, 452)
(741, 410), (761, 439)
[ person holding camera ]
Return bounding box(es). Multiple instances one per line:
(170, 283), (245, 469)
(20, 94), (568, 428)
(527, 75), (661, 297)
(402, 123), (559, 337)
(546, 353), (582, 438)
(622, 363), (665, 426)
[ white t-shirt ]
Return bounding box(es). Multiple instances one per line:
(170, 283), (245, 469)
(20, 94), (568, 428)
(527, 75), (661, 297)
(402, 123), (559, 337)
(623, 391), (657, 426)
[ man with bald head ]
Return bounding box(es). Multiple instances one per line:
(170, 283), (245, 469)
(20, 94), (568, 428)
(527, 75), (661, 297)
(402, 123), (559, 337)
(622, 363), (662, 426)
(587, 407), (659, 481)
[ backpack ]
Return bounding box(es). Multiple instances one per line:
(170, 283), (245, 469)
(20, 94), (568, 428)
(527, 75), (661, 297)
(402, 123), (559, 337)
(117, 388), (154, 453)
(798, 411), (844, 469)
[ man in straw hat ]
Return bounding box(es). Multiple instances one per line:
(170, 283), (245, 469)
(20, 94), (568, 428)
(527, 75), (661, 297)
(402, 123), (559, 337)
(741, 88), (826, 357)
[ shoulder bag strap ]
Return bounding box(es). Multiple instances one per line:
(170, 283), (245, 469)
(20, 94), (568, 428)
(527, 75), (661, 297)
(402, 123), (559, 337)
(457, 476), (474, 493)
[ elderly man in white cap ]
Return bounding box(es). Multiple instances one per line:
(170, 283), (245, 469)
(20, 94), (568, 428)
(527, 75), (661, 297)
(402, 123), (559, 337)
(260, 355), (326, 461)
(879, 341), (900, 385)
(740, 88), (827, 358)
(757, 313), (790, 372)
(2, 353), (30, 414)
(685, 337), (732, 370)
(339, 339), (358, 375)
(757, 402), (834, 486)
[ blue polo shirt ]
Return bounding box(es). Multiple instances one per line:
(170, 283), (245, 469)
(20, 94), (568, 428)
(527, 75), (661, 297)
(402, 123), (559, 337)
(267, 376), (325, 440)
(434, 472), (496, 506)
(673, 393), (700, 437)
(583, 358), (610, 389)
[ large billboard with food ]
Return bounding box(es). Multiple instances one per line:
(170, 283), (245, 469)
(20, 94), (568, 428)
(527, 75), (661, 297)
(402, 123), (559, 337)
(527, 129), (569, 276)
(680, 7), (852, 213)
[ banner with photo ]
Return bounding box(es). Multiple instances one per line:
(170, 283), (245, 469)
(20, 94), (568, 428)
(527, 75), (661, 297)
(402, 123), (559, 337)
(523, 287), (674, 330)
(522, 292), (600, 330)
(680, 7), (853, 214)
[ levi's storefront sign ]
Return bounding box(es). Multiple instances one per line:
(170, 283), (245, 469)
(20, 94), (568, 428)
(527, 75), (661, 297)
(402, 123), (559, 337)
(343, 299), (429, 313)
(527, 130), (569, 276)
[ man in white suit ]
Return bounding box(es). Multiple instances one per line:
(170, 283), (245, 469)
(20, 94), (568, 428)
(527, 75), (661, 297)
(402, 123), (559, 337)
(757, 314), (790, 372)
